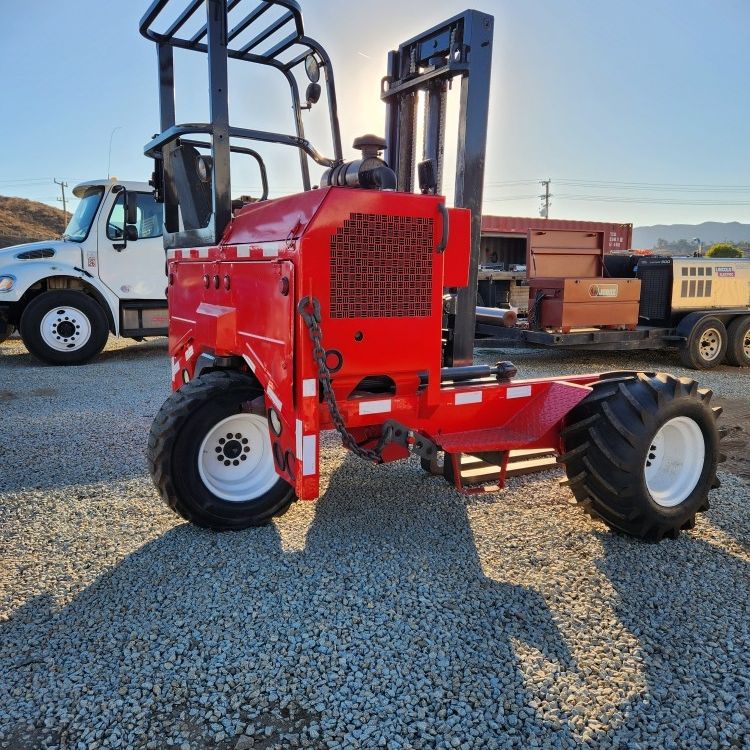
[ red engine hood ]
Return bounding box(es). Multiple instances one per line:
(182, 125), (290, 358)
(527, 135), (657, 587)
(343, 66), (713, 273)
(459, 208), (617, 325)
(221, 188), (332, 245)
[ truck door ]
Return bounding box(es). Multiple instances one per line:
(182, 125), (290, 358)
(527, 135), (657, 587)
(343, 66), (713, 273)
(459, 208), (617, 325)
(97, 190), (166, 301)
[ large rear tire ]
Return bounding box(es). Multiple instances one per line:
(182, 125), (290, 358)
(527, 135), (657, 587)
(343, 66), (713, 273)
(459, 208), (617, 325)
(560, 373), (723, 541)
(725, 315), (750, 367)
(147, 370), (296, 530)
(19, 290), (109, 365)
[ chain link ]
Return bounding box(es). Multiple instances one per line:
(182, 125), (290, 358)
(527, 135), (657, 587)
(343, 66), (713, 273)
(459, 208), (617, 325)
(298, 296), (391, 463)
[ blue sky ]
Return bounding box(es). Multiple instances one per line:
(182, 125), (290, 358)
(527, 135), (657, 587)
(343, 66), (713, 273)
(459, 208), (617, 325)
(1, 0), (748, 226)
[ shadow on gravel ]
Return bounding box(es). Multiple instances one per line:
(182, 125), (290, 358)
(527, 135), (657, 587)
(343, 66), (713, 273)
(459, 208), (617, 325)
(1, 457), (583, 749)
(596, 531), (750, 748)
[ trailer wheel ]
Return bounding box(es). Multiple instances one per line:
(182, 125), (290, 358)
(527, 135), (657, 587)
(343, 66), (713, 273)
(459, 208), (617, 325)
(679, 316), (727, 369)
(560, 373), (722, 541)
(19, 290), (109, 365)
(148, 370), (295, 530)
(725, 316), (750, 367)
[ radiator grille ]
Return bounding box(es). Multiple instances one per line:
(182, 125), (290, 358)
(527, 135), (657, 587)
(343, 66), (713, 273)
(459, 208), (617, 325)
(330, 213), (433, 318)
(638, 265), (671, 321)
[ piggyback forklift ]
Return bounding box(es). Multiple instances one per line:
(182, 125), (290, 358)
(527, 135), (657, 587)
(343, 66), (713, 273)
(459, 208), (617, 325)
(143, 0), (723, 541)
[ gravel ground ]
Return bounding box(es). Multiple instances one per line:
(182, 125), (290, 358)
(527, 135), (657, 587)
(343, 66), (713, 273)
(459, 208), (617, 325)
(1, 336), (749, 750)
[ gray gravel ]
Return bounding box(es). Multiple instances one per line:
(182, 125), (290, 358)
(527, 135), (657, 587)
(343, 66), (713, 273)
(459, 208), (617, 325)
(1, 336), (749, 750)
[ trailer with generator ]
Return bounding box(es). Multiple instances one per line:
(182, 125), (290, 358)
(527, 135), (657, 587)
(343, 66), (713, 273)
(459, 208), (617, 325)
(141, 0), (724, 542)
(475, 229), (750, 370)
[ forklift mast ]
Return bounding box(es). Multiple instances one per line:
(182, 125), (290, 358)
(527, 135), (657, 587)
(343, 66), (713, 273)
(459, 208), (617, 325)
(382, 11), (494, 366)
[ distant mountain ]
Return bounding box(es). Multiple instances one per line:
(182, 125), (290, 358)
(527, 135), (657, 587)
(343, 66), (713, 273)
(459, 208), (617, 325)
(0, 195), (66, 248)
(633, 221), (750, 249)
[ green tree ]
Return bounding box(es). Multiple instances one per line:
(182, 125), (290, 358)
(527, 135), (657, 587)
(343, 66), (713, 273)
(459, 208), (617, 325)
(706, 242), (743, 258)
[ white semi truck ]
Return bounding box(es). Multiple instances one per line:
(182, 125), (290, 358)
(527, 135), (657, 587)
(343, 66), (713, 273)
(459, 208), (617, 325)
(0, 179), (167, 364)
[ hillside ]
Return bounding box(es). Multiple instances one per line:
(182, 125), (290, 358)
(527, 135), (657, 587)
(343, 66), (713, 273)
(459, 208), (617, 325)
(0, 195), (67, 248)
(633, 221), (750, 249)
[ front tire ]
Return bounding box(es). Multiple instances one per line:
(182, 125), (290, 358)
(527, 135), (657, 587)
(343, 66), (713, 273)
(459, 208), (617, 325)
(560, 373), (722, 541)
(148, 370), (295, 530)
(19, 290), (109, 365)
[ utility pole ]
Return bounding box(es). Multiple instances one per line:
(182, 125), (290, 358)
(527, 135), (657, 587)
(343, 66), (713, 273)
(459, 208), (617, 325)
(539, 178), (552, 219)
(54, 179), (69, 224)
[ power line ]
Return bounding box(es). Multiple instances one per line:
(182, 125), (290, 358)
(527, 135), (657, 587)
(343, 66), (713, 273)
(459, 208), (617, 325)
(555, 194), (750, 206)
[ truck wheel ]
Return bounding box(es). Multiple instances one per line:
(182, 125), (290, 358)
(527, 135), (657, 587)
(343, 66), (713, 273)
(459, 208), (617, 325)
(679, 316), (727, 369)
(148, 370), (296, 530)
(559, 373), (722, 541)
(725, 316), (750, 367)
(19, 291), (109, 365)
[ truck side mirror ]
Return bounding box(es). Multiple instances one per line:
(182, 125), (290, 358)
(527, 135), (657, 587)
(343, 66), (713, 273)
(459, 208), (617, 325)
(125, 191), (139, 226)
(125, 224), (139, 242)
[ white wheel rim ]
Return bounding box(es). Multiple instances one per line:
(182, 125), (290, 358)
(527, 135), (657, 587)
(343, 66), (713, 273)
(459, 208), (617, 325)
(197, 413), (278, 503)
(40, 306), (92, 352)
(698, 328), (722, 362)
(644, 416), (705, 508)
(743, 327), (750, 359)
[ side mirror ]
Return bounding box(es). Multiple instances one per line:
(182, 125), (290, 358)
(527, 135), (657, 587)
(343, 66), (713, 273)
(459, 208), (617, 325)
(125, 191), (139, 226)
(125, 224), (139, 242)
(305, 82), (321, 107)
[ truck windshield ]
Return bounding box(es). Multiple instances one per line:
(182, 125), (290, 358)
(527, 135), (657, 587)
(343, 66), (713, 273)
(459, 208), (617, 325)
(63, 187), (104, 242)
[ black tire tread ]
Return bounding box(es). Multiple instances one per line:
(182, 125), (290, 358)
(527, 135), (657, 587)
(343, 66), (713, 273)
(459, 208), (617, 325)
(19, 290), (109, 365)
(147, 370), (295, 529)
(561, 372), (722, 541)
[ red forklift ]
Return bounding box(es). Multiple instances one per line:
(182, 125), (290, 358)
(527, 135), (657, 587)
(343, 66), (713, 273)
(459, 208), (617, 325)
(142, 0), (723, 541)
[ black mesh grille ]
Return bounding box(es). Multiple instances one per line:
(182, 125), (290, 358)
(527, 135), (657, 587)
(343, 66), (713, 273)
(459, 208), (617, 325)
(638, 264), (671, 320)
(330, 213), (433, 319)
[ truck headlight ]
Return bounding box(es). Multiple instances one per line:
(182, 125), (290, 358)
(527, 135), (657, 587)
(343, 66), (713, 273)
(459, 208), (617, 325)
(0, 275), (15, 292)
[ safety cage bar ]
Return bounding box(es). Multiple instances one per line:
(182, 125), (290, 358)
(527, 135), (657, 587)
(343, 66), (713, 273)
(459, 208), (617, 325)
(140, 0), (343, 248)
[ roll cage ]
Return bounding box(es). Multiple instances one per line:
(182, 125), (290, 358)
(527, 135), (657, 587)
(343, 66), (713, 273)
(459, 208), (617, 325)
(140, 0), (343, 248)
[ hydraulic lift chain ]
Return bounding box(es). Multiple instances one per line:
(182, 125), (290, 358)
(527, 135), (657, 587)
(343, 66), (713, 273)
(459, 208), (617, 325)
(297, 296), (392, 463)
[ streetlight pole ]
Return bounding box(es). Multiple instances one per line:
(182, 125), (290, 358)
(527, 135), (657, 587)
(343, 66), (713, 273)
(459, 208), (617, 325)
(107, 126), (123, 179)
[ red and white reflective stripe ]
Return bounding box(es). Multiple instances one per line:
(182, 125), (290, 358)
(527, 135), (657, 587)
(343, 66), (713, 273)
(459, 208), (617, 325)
(302, 378), (317, 398)
(295, 420), (317, 476)
(295, 420), (316, 476)
(455, 390), (483, 405)
(171, 345), (197, 384)
(358, 399), (392, 415)
(266, 385), (283, 412)
(506, 385), (532, 399)
(296, 378), (319, 477)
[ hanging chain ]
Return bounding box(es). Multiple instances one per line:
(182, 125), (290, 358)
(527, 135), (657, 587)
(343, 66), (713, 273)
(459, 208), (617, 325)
(297, 296), (392, 463)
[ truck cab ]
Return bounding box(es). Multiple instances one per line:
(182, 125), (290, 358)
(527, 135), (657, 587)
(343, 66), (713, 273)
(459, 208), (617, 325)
(0, 178), (168, 364)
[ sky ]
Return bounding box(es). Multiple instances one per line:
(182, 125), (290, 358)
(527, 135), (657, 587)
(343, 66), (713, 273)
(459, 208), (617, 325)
(1, 0), (749, 227)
